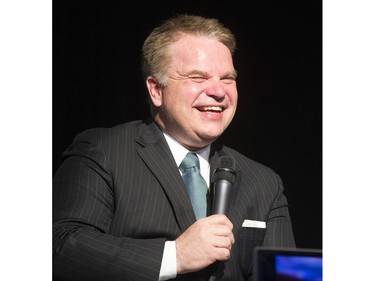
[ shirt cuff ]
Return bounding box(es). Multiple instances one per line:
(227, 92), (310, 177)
(159, 241), (177, 280)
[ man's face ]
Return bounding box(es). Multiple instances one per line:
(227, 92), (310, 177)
(148, 34), (238, 150)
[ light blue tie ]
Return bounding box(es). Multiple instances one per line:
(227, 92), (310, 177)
(179, 152), (208, 220)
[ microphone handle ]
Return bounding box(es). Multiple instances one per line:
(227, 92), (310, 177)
(209, 179), (233, 281)
(211, 179), (232, 215)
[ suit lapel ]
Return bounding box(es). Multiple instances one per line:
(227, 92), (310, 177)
(135, 120), (196, 232)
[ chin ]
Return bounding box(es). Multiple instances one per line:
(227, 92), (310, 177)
(201, 127), (225, 138)
(197, 132), (222, 144)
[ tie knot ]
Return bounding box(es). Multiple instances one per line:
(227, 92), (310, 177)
(179, 152), (200, 172)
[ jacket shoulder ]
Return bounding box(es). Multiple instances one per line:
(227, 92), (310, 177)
(60, 120), (143, 163)
(74, 120), (143, 142)
(221, 145), (280, 180)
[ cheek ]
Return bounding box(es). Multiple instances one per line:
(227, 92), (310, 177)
(228, 86), (238, 103)
(231, 93), (238, 111)
(226, 90), (238, 118)
(176, 88), (201, 108)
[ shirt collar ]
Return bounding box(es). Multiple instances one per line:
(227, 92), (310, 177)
(162, 132), (210, 169)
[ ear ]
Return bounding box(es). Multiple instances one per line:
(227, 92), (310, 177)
(146, 76), (162, 107)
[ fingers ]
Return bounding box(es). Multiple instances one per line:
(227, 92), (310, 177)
(209, 225), (235, 244)
(210, 234), (234, 249)
(175, 214), (235, 274)
(205, 214), (235, 246)
(207, 214), (233, 228)
(214, 247), (232, 261)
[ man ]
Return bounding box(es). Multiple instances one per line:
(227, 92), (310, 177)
(53, 14), (295, 280)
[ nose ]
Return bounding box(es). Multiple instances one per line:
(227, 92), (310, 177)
(205, 78), (226, 101)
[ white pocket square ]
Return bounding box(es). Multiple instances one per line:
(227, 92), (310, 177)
(242, 219), (266, 228)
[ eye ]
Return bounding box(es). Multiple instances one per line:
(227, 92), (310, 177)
(187, 75), (207, 83)
(221, 77), (236, 85)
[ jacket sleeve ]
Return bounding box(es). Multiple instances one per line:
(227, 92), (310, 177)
(261, 174), (296, 248)
(53, 130), (165, 281)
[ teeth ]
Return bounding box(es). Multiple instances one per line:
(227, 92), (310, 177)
(200, 106), (223, 112)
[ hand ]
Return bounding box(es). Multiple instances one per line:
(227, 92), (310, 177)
(175, 214), (235, 274)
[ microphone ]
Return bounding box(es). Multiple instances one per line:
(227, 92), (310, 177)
(208, 156), (236, 281)
(211, 156), (236, 215)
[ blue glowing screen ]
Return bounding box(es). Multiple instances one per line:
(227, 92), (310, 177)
(275, 255), (322, 281)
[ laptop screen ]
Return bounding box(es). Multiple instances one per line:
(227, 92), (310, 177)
(253, 247), (322, 281)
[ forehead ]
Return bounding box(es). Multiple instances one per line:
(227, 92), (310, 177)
(167, 34), (234, 74)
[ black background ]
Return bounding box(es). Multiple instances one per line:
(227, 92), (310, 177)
(53, 1), (322, 249)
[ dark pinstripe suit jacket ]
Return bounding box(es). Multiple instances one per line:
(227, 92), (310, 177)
(53, 118), (295, 281)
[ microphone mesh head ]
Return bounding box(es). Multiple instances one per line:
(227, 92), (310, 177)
(219, 156), (236, 170)
(213, 156), (236, 183)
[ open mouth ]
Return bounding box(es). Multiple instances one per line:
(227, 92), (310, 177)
(197, 106), (223, 112)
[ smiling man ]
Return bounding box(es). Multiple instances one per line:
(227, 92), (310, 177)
(147, 33), (238, 150)
(53, 14), (296, 281)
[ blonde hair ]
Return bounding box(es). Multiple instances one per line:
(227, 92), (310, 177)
(141, 14), (236, 87)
